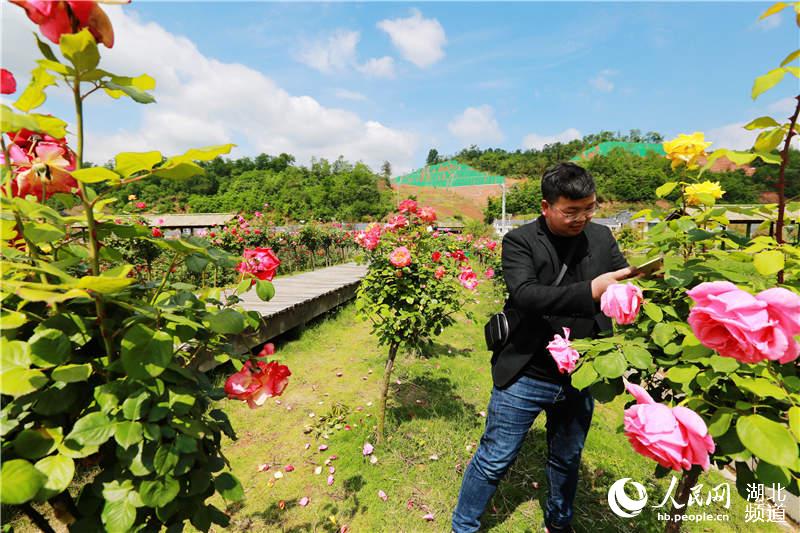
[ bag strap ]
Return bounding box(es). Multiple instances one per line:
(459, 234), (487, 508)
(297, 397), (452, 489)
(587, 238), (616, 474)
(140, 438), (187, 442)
(552, 240), (579, 286)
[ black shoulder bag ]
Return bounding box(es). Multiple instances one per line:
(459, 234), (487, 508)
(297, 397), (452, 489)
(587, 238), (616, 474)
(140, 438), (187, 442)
(484, 243), (577, 352)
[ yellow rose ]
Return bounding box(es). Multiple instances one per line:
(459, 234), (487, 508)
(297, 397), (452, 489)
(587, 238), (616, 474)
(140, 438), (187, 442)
(684, 181), (725, 206)
(663, 132), (712, 169)
(128, 194), (137, 201)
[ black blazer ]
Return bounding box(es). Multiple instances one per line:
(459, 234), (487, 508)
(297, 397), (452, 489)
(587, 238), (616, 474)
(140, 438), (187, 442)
(491, 216), (629, 388)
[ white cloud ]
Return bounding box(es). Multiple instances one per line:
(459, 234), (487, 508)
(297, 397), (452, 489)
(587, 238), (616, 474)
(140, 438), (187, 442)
(296, 30), (360, 73)
(357, 56), (396, 79)
(448, 105), (504, 144)
(334, 88), (368, 102)
(589, 69), (617, 92)
(767, 96), (797, 115)
(522, 128), (582, 150)
(21, 9), (418, 172)
(377, 9), (446, 68)
(706, 120), (799, 151)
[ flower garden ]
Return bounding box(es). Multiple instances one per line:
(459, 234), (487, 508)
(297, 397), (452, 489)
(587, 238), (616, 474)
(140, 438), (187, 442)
(1, 1), (799, 532)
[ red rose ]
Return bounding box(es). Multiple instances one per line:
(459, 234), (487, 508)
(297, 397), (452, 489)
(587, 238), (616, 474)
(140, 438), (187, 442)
(237, 247), (280, 281)
(225, 360), (291, 409)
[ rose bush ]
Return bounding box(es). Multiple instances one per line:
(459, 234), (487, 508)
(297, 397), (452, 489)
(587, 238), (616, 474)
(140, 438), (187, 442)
(355, 199), (498, 439)
(1, 6), (289, 532)
(566, 5), (799, 529)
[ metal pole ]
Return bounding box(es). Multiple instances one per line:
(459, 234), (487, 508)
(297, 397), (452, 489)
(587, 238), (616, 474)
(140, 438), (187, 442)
(501, 182), (507, 234)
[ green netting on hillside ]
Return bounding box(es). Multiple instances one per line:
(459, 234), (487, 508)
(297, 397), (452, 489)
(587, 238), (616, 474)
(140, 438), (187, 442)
(391, 160), (505, 187)
(571, 142), (667, 161)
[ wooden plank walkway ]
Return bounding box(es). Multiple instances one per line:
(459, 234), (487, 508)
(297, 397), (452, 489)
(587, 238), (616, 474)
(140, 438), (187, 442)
(238, 262), (367, 342)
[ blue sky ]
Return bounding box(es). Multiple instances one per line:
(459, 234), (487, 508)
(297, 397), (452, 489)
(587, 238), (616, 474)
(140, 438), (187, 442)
(2, 2), (798, 174)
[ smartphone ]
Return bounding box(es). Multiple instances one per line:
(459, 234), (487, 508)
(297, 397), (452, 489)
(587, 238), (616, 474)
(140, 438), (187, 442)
(632, 256), (664, 277)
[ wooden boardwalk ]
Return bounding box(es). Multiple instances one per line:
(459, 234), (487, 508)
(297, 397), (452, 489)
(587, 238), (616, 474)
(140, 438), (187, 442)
(238, 262), (368, 341)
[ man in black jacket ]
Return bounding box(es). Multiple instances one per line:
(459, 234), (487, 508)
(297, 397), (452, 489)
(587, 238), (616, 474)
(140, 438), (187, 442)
(452, 163), (634, 533)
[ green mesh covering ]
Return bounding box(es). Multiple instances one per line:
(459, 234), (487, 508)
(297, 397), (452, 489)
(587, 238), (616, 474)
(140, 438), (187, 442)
(571, 142), (667, 161)
(391, 160), (505, 187)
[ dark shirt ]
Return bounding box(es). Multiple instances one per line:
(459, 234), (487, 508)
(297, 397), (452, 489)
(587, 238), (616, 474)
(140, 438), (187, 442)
(521, 221), (597, 384)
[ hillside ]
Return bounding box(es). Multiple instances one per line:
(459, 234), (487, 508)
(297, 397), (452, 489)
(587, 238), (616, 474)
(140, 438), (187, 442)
(392, 180), (526, 221)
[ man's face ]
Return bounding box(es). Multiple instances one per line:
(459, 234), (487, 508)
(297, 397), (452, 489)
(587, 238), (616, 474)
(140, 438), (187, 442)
(541, 194), (597, 237)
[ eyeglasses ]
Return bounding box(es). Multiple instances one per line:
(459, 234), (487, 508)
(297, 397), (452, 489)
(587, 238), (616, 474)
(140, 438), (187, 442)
(549, 204), (597, 222)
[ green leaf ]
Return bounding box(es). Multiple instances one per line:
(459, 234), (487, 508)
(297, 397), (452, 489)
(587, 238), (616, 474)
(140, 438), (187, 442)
(709, 355), (739, 373)
(122, 390), (150, 420)
(13, 428), (60, 459)
(592, 352), (627, 379)
(707, 410), (734, 438)
(121, 324), (174, 380)
(666, 365), (699, 384)
(0, 105), (67, 138)
(25, 222), (65, 244)
(59, 29), (100, 73)
(153, 445), (179, 476)
(570, 362), (598, 390)
(114, 421), (144, 449)
(71, 167), (121, 184)
(114, 151), (163, 178)
(754, 151), (781, 165)
(0, 308), (27, 329)
(236, 278), (252, 295)
(788, 406), (800, 441)
(651, 322), (674, 347)
(169, 144), (235, 163)
(29, 328), (71, 368)
(743, 116), (781, 130)
(102, 480), (134, 502)
(1, 339), (31, 369)
(623, 345), (652, 369)
(34, 454), (74, 501)
(208, 309), (246, 335)
(655, 182), (678, 198)
(732, 376), (787, 400)
(736, 415), (798, 468)
(642, 302), (663, 322)
(101, 498), (137, 533)
(34, 33), (59, 63)
(256, 279), (276, 302)
(65, 412), (115, 447)
(755, 461), (791, 487)
(14, 65), (56, 112)
(753, 250), (784, 276)
(0, 368), (48, 397)
(51, 363), (92, 383)
(75, 274), (134, 294)
(752, 68), (787, 100)
(781, 48), (800, 67)
(214, 473), (244, 502)
(152, 161), (205, 180)
(139, 477), (179, 508)
(103, 80), (156, 104)
(786, 66), (800, 78)
(754, 127), (786, 153)
(0, 459), (46, 505)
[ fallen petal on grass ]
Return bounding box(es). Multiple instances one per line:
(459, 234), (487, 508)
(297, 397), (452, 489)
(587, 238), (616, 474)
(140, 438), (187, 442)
(327, 474), (335, 486)
(363, 442), (374, 456)
(299, 496), (309, 507)
(378, 490), (388, 501)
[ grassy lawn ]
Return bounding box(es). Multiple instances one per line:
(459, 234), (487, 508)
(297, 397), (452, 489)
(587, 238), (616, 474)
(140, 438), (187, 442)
(212, 284), (788, 533)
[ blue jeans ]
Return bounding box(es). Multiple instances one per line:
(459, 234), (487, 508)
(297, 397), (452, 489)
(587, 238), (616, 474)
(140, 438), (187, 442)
(452, 375), (594, 532)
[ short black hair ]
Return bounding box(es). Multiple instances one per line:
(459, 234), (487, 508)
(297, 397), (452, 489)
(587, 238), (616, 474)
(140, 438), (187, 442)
(541, 162), (596, 204)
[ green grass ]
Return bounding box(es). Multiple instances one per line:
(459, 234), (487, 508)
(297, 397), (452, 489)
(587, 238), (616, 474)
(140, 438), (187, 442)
(212, 286), (788, 533)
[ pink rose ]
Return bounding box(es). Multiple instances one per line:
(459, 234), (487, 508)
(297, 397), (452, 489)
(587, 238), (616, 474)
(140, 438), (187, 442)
(601, 283), (643, 325)
(458, 267), (478, 290)
(546, 327), (579, 374)
(225, 360), (291, 409)
(484, 268), (495, 279)
(623, 382), (715, 471)
(687, 281), (800, 364)
(237, 247), (280, 282)
(434, 266), (446, 280)
(389, 246), (412, 268)
(398, 199), (418, 214)
(384, 214), (409, 231)
(486, 240), (497, 251)
(418, 206), (437, 223)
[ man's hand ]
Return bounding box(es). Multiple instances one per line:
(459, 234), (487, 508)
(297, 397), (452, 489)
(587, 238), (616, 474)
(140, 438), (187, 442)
(591, 266), (637, 301)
